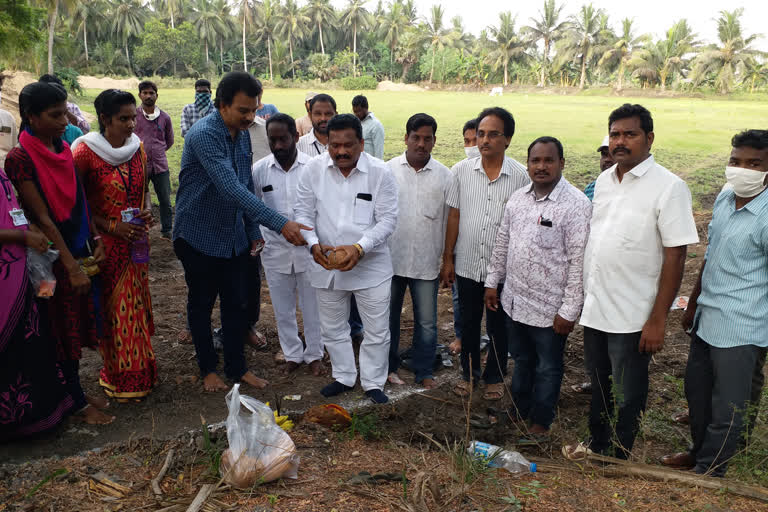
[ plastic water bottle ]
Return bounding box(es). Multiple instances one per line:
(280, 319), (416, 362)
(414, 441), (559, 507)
(468, 441), (537, 474)
(129, 214), (150, 264)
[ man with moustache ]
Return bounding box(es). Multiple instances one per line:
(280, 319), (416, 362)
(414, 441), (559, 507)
(173, 72), (311, 393)
(386, 113), (451, 389)
(564, 104), (698, 460)
(294, 114), (399, 404)
(134, 80), (175, 240)
(486, 136), (591, 443)
(252, 114), (325, 376)
(440, 107), (530, 400)
(298, 94), (337, 157)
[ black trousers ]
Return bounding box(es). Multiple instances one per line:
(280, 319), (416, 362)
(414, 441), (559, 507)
(456, 276), (507, 384)
(584, 327), (650, 459)
(245, 254), (262, 328)
(685, 335), (760, 477)
(174, 238), (249, 380)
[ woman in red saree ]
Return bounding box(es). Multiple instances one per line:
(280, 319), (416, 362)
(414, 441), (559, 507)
(72, 89), (157, 402)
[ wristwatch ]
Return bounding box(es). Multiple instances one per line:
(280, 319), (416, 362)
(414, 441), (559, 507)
(353, 243), (364, 257)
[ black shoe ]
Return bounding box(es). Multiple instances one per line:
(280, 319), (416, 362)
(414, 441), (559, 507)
(365, 389), (389, 404)
(321, 381), (353, 397)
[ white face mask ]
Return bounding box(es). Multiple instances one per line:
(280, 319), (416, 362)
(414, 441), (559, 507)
(464, 146), (480, 159)
(725, 166), (768, 198)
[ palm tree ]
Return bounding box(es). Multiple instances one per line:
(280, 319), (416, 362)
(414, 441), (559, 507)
(71, 0), (107, 68)
(164, 0), (185, 28)
(523, 0), (570, 87)
(598, 18), (648, 90)
(111, 0), (148, 73)
(562, 3), (605, 89)
(254, 0), (279, 79)
(235, 0), (254, 72)
(487, 12), (526, 86)
(276, 0), (310, 79)
(691, 9), (762, 94)
(395, 26), (426, 81)
(340, 0), (371, 76)
(191, 0), (224, 67)
(38, 0), (76, 74)
(379, 2), (408, 79)
(741, 59), (768, 93)
(307, 0), (336, 55)
(628, 19), (699, 91)
(213, 0), (235, 74)
(424, 5), (453, 83)
(401, 0), (417, 25)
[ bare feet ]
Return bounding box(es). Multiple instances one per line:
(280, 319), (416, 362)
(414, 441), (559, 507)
(241, 371), (269, 389)
(449, 338), (461, 355)
(309, 359), (326, 376)
(76, 405), (115, 425)
(87, 394), (110, 410)
(203, 372), (228, 392)
(177, 328), (193, 345)
(387, 372), (405, 385)
(282, 361), (301, 374)
(420, 378), (437, 390)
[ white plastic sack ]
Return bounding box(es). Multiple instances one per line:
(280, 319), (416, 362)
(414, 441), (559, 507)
(220, 384), (299, 488)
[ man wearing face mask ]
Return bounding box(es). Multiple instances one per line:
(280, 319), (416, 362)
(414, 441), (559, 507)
(564, 104), (698, 461)
(463, 118), (479, 160)
(661, 130), (768, 477)
(181, 79), (214, 138)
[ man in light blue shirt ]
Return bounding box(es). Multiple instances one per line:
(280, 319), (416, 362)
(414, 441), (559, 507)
(352, 95), (385, 160)
(662, 129), (768, 477)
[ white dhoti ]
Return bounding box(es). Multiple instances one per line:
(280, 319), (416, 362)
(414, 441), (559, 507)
(315, 279), (391, 391)
(265, 269), (323, 364)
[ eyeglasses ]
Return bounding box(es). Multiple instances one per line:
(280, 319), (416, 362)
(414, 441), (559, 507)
(477, 130), (505, 140)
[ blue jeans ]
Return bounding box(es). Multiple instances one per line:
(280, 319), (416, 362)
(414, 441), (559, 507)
(506, 316), (566, 429)
(388, 276), (438, 382)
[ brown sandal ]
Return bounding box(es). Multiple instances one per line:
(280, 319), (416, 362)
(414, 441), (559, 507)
(453, 380), (472, 397)
(483, 382), (505, 401)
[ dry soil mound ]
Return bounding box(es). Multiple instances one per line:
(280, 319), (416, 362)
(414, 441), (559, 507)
(376, 80), (425, 92)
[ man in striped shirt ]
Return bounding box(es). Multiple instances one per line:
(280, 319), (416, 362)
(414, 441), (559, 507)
(662, 130), (768, 477)
(297, 94), (336, 157)
(441, 107), (530, 400)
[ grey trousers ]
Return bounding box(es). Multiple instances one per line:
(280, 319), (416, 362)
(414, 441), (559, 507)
(685, 335), (762, 477)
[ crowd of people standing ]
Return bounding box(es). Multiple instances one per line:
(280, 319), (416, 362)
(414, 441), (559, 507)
(0, 71), (766, 480)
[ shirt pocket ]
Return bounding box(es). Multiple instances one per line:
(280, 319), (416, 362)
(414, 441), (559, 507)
(262, 186), (284, 212)
(353, 194), (374, 225)
(418, 189), (444, 220)
(535, 225), (561, 249)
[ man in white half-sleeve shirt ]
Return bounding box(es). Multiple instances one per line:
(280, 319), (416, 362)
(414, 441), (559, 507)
(294, 114), (399, 404)
(440, 107), (530, 401)
(297, 93), (337, 157)
(252, 114), (325, 377)
(386, 113), (451, 390)
(564, 104), (699, 461)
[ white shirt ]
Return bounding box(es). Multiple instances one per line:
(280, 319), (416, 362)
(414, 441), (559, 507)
(581, 155), (699, 333)
(446, 156), (531, 282)
(294, 152), (399, 290)
(387, 152), (452, 280)
(247, 117), (270, 164)
(0, 109), (17, 169)
(297, 129), (327, 157)
(251, 151), (315, 274)
(361, 113), (385, 159)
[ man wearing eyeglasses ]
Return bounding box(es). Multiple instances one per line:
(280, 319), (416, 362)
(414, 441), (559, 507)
(440, 107), (530, 400)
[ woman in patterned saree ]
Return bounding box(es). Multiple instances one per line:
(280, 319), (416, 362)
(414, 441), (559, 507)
(0, 168), (76, 440)
(5, 81), (112, 426)
(72, 89), (157, 402)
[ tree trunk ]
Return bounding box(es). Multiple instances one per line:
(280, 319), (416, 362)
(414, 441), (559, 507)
(242, 15), (247, 72)
(540, 39), (550, 87)
(390, 43), (394, 80)
(429, 46), (435, 83)
(220, 36), (224, 74)
(401, 62), (410, 81)
(352, 21), (357, 76)
(84, 17), (89, 66)
(504, 59), (509, 86)
(267, 37), (273, 80)
(617, 62), (624, 91)
(579, 48), (587, 89)
(125, 42), (132, 73)
(170, 10), (175, 29)
(47, 0), (59, 74)
(289, 38), (295, 79)
(318, 21), (325, 55)
(205, 40), (209, 65)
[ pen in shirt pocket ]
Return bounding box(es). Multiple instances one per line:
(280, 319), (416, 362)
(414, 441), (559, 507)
(538, 215), (553, 227)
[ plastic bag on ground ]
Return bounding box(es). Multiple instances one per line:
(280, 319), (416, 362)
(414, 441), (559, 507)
(220, 384), (299, 488)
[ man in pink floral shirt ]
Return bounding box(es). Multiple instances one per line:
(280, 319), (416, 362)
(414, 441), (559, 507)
(485, 136), (592, 443)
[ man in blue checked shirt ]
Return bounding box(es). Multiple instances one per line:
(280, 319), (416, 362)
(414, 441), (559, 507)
(662, 129), (768, 477)
(173, 72), (311, 393)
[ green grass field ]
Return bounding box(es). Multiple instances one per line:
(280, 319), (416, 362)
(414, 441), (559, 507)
(80, 88), (768, 209)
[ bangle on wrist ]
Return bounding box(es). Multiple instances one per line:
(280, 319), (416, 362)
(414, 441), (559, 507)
(108, 219), (117, 233)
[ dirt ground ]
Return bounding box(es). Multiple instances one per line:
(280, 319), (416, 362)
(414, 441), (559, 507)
(2, 211), (767, 511)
